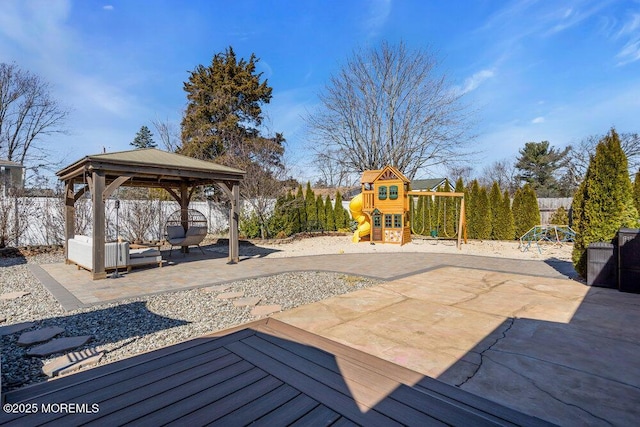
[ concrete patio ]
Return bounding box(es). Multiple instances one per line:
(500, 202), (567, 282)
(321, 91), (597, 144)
(29, 249), (640, 425)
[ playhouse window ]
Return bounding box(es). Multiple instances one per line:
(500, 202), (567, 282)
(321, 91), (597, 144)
(378, 186), (387, 200)
(385, 214), (393, 228)
(394, 214), (402, 228)
(389, 185), (398, 200)
(373, 215), (381, 227)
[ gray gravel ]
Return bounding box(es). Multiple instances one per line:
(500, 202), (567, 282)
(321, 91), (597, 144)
(1, 253), (380, 393)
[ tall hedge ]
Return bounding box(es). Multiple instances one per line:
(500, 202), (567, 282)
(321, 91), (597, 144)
(634, 170), (640, 215)
(489, 182), (502, 240)
(476, 186), (492, 240)
(496, 189), (515, 240)
(325, 195), (335, 231)
(572, 129), (639, 278)
(512, 184), (540, 238)
(316, 194), (326, 230)
(305, 182), (317, 226)
(334, 191), (345, 230)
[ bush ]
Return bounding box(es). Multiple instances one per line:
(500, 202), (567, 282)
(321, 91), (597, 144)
(239, 212), (261, 239)
(572, 129), (638, 278)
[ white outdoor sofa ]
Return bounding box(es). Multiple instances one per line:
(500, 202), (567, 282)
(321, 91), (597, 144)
(67, 235), (162, 272)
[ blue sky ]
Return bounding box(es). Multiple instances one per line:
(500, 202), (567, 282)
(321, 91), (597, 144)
(1, 0), (639, 183)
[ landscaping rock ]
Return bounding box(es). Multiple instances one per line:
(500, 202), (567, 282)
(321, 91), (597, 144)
(43, 348), (104, 377)
(216, 291), (245, 300)
(17, 326), (65, 346)
(233, 297), (261, 307)
(0, 321), (36, 336)
(0, 291), (30, 300)
(201, 284), (231, 293)
(26, 336), (93, 357)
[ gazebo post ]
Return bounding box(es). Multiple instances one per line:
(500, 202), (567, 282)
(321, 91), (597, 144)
(180, 183), (189, 253)
(64, 180), (75, 263)
(92, 170), (107, 280)
(229, 182), (240, 263)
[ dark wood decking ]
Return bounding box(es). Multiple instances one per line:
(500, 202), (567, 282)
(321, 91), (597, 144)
(1, 319), (553, 426)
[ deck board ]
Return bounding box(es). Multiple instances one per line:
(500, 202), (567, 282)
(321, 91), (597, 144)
(1, 318), (554, 427)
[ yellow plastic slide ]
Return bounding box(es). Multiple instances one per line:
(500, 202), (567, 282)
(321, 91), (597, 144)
(349, 193), (371, 243)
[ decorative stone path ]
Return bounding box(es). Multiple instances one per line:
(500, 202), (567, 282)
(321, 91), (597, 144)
(27, 335), (93, 357)
(201, 284), (231, 293)
(233, 297), (261, 307)
(42, 348), (104, 377)
(216, 291), (245, 300)
(0, 321), (36, 336)
(17, 326), (65, 346)
(0, 291), (30, 300)
(251, 305), (282, 318)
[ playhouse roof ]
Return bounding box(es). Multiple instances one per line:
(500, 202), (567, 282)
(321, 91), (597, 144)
(360, 165), (409, 183)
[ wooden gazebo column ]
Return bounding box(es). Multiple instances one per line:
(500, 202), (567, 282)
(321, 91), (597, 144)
(91, 170), (107, 280)
(218, 181), (240, 263)
(64, 180), (75, 261)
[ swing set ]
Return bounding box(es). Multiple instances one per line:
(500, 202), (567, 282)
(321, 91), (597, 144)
(407, 190), (468, 249)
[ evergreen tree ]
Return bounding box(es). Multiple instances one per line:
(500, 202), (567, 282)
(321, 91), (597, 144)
(413, 196), (424, 235)
(316, 194), (326, 230)
(131, 125), (157, 149)
(634, 170), (640, 215)
(572, 129), (639, 278)
(489, 182), (502, 240)
(269, 194), (288, 236)
(295, 185), (307, 231)
(515, 140), (569, 196)
(513, 184), (540, 238)
(549, 206), (569, 225)
(304, 182), (317, 228)
(476, 186), (492, 239)
(325, 195), (336, 231)
(466, 180), (481, 239)
(285, 191), (300, 234)
(334, 191), (345, 230)
(496, 189), (515, 240)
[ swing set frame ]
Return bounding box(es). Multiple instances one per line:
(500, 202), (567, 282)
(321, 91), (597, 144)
(407, 191), (468, 249)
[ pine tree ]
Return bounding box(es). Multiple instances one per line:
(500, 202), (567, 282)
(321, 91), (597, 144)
(572, 129), (639, 278)
(489, 182), (502, 240)
(316, 194), (326, 230)
(131, 125), (157, 149)
(476, 186), (492, 240)
(334, 191), (345, 230)
(325, 195), (336, 231)
(634, 170), (640, 215)
(304, 182), (317, 228)
(496, 189), (515, 240)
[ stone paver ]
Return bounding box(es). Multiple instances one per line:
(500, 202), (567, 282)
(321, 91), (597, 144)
(216, 291), (244, 300)
(251, 305), (282, 317)
(42, 348), (104, 377)
(233, 296), (261, 307)
(26, 335), (93, 357)
(274, 266), (640, 426)
(17, 326), (65, 346)
(0, 291), (30, 300)
(0, 321), (36, 336)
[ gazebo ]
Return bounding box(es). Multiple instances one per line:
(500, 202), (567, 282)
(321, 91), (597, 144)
(57, 148), (245, 279)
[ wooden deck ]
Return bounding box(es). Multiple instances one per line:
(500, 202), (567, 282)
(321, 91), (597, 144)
(1, 319), (553, 426)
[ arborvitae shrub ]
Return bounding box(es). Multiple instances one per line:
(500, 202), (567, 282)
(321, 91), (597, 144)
(305, 182), (317, 226)
(549, 206), (569, 225)
(466, 180), (481, 239)
(489, 182), (502, 240)
(496, 189), (515, 240)
(513, 184), (540, 237)
(634, 170), (640, 215)
(334, 191), (345, 230)
(572, 129), (639, 278)
(476, 186), (492, 240)
(295, 185), (306, 231)
(316, 194), (326, 230)
(325, 195), (335, 231)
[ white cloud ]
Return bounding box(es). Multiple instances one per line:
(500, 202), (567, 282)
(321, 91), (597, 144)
(615, 13), (640, 65)
(103, 5), (114, 11)
(458, 69), (495, 94)
(532, 116), (545, 124)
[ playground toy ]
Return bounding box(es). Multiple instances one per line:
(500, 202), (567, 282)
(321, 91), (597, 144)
(349, 166), (467, 248)
(519, 225), (576, 254)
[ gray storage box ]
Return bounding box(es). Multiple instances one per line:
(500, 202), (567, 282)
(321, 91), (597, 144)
(618, 228), (640, 293)
(587, 242), (616, 288)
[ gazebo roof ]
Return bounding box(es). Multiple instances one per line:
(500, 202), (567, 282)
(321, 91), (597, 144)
(57, 148), (244, 188)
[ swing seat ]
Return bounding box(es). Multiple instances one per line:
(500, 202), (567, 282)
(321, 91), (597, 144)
(166, 225), (207, 256)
